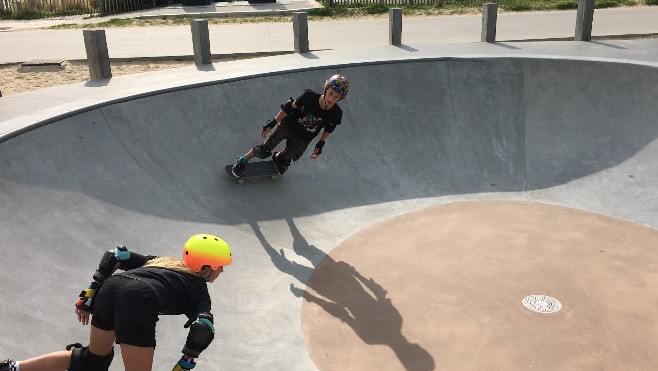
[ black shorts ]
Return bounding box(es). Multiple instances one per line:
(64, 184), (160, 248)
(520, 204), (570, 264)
(91, 275), (160, 348)
(264, 122), (312, 162)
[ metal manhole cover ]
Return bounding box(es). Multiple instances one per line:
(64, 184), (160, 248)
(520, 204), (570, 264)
(522, 295), (562, 313)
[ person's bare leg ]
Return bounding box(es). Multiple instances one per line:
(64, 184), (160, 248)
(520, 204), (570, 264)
(15, 351), (72, 371)
(120, 344), (154, 371)
(246, 148), (255, 161)
(88, 326), (115, 356)
(17, 325), (115, 371)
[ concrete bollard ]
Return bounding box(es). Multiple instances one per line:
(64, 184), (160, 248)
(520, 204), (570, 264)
(293, 12), (309, 54)
(191, 19), (212, 65)
(82, 29), (112, 80)
(575, 0), (595, 41)
(481, 3), (498, 43)
(389, 8), (402, 46)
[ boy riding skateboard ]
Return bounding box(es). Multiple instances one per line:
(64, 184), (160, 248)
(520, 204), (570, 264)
(230, 74), (349, 178)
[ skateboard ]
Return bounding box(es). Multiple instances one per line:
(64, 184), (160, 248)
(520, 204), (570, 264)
(225, 161), (279, 184)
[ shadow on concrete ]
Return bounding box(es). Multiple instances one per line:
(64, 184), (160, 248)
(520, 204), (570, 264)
(249, 218), (319, 284)
(196, 63), (217, 71)
(253, 218), (435, 371)
(296, 238), (435, 370)
(299, 52), (319, 59)
(83, 78), (111, 87)
(591, 40), (627, 49)
(395, 44), (419, 52)
(492, 42), (521, 49)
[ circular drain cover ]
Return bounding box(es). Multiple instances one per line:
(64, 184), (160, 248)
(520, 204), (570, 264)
(522, 295), (562, 313)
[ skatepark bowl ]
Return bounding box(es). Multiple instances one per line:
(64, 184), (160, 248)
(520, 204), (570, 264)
(1, 44), (658, 370)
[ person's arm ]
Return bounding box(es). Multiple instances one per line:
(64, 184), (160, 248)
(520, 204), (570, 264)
(310, 131), (331, 159)
(262, 110), (289, 138)
(75, 246), (154, 324)
(174, 312), (215, 370)
(262, 96), (300, 137)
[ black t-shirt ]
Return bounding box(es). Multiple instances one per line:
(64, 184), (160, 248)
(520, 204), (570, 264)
(284, 89), (343, 141)
(117, 265), (211, 322)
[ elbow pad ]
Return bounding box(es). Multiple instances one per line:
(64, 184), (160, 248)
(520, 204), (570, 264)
(281, 97), (295, 115)
(93, 246), (130, 282)
(182, 313), (215, 358)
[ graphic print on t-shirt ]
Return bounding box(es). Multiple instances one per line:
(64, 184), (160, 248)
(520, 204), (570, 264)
(298, 114), (323, 133)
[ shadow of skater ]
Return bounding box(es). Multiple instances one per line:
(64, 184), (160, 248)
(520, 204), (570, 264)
(251, 218), (435, 371)
(248, 219), (320, 284)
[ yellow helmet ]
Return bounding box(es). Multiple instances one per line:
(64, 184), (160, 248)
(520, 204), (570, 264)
(183, 234), (232, 272)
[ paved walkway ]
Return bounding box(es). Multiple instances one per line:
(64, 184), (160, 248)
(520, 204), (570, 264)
(0, 5), (657, 64)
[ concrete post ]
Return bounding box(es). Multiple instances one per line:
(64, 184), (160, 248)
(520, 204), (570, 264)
(293, 12), (309, 54)
(389, 8), (402, 46)
(575, 0), (595, 41)
(82, 29), (112, 80)
(323, 0), (331, 7)
(191, 19), (212, 65)
(481, 3), (498, 43)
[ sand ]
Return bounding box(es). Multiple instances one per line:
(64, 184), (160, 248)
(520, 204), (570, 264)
(0, 59), (197, 96)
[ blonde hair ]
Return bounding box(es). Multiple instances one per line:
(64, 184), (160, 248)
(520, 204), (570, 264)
(144, 257), (213, 281)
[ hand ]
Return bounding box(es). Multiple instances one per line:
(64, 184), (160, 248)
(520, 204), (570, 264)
(261, 127), (271, 138)
(75, 307), (91, 326)
(311, 139), (325, 159)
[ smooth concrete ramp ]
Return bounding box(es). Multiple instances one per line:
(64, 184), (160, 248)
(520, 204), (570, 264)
(1, 43), (658, 370)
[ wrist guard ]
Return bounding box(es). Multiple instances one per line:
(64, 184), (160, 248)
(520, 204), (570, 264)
(173, 355), (196, 370)
(262, 119), (277, 131)
(75, 281), (99, 311)
(314, 140), (326, 154)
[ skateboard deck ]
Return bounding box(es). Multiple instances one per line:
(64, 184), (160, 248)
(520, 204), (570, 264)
(225, 161), (278, 184)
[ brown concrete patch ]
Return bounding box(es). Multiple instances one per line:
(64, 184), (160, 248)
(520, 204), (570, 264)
(301, 200), (658, 370)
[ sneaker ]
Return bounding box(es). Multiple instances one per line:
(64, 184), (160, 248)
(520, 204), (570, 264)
(272, 152), (288, 175)
(231, 156), (247, 178)
(0, 359), (18, 371)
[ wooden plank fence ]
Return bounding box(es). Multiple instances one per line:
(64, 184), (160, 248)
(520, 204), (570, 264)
(331, 0), (513, 5)
(0, 0), (156, 18)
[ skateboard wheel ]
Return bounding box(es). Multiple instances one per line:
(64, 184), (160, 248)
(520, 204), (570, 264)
(271, 175), (277, 180)
(238, 179), (245, 185)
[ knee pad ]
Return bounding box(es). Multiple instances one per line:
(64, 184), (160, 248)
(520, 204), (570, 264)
(67, 343), (114, 371)
(253, 144), (272, 159)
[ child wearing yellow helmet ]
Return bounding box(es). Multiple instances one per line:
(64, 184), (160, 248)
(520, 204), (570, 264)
(1, 234), (231, 371)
